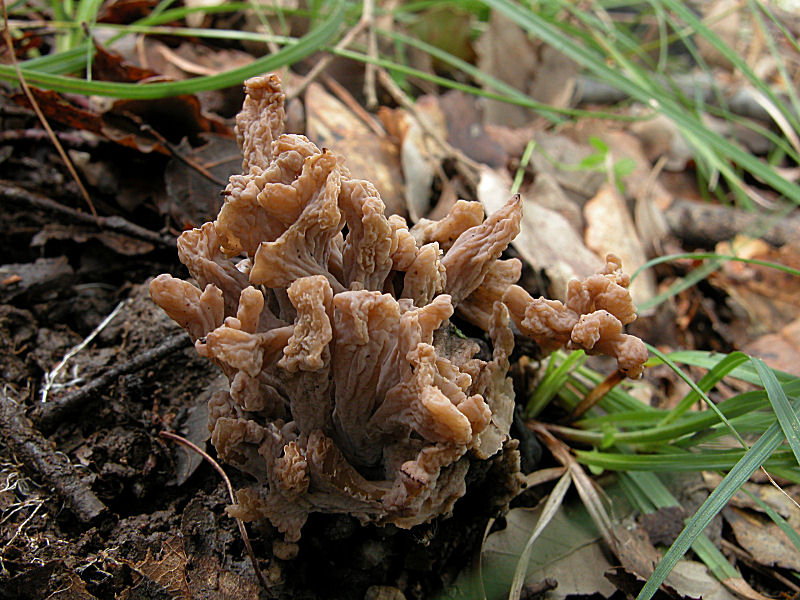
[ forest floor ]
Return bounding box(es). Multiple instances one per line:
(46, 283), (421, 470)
(2, 2), (800, 600)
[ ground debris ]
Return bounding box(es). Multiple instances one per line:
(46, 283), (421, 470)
(0, 390), (107, 523)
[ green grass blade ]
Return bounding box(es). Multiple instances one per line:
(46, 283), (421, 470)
(631, 252), (800, 283)
(635, 395), (800, 600)
(646, 345), (746, 446)
(655, 350), (800, 388)
(574, 392), (768, 447)
(660, 0), (799, 134)
(637, 260), (721, 312)
(621, 472), (740, 580)
(741, 487), (800, 553)
(659, 351), (750, 425)
(575, 448), (798, 472)
(507, 471), (572, 600)
(0, 0), (345, 98)
(479, 0), (800, 204)
(752, 357), (800, 466)
(525, 350), (586, 418)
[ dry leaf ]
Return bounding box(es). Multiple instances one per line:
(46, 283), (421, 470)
(305, 83), (405, 217)
(524, 172), (583, 233)
(132, 536), (192, 599)
(584, 183), (656, 308)
(478, 167), (602, 299)
(711, 238), (800, 336)
(476, 10), (576, 127)
(481, 503), (616, 600)
(528, 131), (606, 201)
(724, 506), (800, 571)
(380, 96), (448, 221)
(742, 317), (800, 376)
(162, 134), (242, 227)
(439, 90), (507, 168)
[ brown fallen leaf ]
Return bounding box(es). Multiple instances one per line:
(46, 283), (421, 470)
(528, 131), (606, 202)
(142, 40), (255, 81)
(742, 317), (800, 376)
(92, 40), (161, 83)
(704, 473), (800, 529)
(162, 134), (242, 227)
(439, 90), (507, 168)
(524, 172), (583, 233)
(710, 237), (800, 336)
(129, 535), (192, 599)
(97, 0), (158, 24)
(379, 96), (448, 222)
(724, 506), (800, 571)
(478, 166), (602, 299)
(476, 10), (576, 127)
(584, 183), (656, 308)
(306, 82), (405, 217)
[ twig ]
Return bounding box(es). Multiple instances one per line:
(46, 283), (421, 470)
(564, 369), (625, 422)
(0, 388), (107, 523)
(0, 179), (175, 248)
(286, 3), (375, 102)
(34, 333), (192, 433)
(138, 124), (227, 187)
(361, 0), (378, 109)
(159, 431), (268, 590)
(720, 538), (800, 593)
(41, 300), (128, 404)
(664, 196), (800, 247)
(1, 2), (97, 217)
(0, 128), (98, 147)
(320, 73), (385, 136)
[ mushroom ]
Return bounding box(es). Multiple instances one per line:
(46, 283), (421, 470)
(150, 74), (646, 544)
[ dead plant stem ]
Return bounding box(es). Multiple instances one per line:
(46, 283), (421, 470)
(159, 431), (268, 590)
(287, 1), (374, 101)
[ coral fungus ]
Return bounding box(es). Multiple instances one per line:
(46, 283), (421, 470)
(150, 74), (646, 543)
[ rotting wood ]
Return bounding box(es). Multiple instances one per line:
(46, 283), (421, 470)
(664, 197), (800, 248)
(0, 389), (107, 524)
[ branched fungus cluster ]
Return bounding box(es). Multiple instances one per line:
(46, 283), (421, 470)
(151, 74), (647, 544)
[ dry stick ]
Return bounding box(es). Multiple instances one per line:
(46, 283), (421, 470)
(663, 196), (800, 247)
(159, 431), (268, 590)
(361, 0), (378, 109)
(0, 128), (99, 147)
(1, 2), (97, 217)
(286, 3), (375, 102)
(0, 389), (108, 523)
(0, 179), (174, 248)
(720, 538), (800, 594)
(34, 333), (191, 433)
(320, 73), (385, 136)
(138, 124), (227, 187)
(565, 369), (625, 423)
